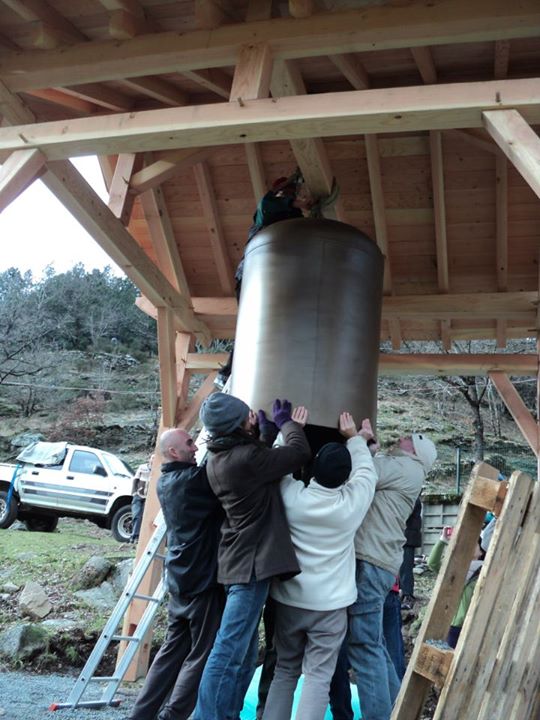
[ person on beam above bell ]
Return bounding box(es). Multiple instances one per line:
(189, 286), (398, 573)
(214, 169), (313, 389)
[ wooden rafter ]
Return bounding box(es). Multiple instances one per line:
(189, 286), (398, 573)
(2, 0), (539, 90)
(411, 46), (437, 84)
(494, 39), (511, 80)
(230, 43), (272, 102)
(245, 143), (266, 200)
(22, 88), (97, 115)
(328, 53), (369, 90)
(156, 307), (177, 427)
(181, 69), (231, 99)
(139, 184), (191, 298)
(2, 0), (86, 46)
(364, 133), (401, 349)
(289, 0), (313, 19)
(194, 0), (238, 29)
(0, 148), (45, 212)
(53, 84), (133, 112)
(177, 372), (217, 430)
(107, 152), (138, 224)
(186, 352), (539, 377)
(483, 109), (540, 200)
(245, 0), (271, 22)
(495, 152), (508, 348)
(2, 78), (539, 159)
(130, 148), (213, 194)
(193, 161), (235, 295)
(489, 372), (539, 455)
(121, 76), (187, 107)
(444, 129), (498, 155)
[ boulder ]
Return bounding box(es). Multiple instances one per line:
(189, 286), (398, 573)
(109, 558), (133, 595)
(74, 581), (117, 611)
(0, 623), (49, 661)
(41, 618), (80, 633)
(75, 555), (113, 590)
(18, 581), (52, 619)
(0, 582), (20, 594)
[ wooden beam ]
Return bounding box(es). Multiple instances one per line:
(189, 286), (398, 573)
(230, 43), (272, 102)
(328, 53), (369, 90)
(429, 130), (449, 292)
(109, 10), (150, 40)
(121, 76), (187, 107)
(483, 109), (540, 200)
(187, 352), (539, 376)
(40, 159), (210, 342)
(97, 0), (145, 14)
(107, 152), (138, 224)
(157, 307), (177, 427)
(365, 134), (392, 294)
(2, 0), (539, 89)
(23, 88), (97, 115)
(444, 128), (499, 155)
(130, 148), (213, 193)
(57, 84), (133, 112)
(0, 148), (45, 212)
(270, 59), (345, 220)
(2, 0), (86, 43)
(139, 184), (191, 297)
(289, 0), (313, 19)
(177, 372), (217, 430)
(245, 0), (272, 22)
(245, 143), (266, 199)
(489, 371), (539, 455)
(31, 23), (83, 50)
(194, 0), (238, 29)
(3, 78), (540, 159)
(193, 161), (235, 295)
(181, 69), (231, 99)
(411, 46), (437, 84)
(495, 152), (508, 348)
(494, 39), (510, 80)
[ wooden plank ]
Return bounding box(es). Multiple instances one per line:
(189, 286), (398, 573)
(489, 371), (539, 455)
(230, 43), (272, 101)
(177, 372), (217, 430)
(57, 84), (133, 112)
(2, 0), (86, 43)
(414, 644), (454, 689)
(483, 109), (540, 200)
(121, 76), (187, 106)
(392, 462), (501, 720)
(429, 131), (449, 292)
(193, 161), (235, 295)
(107, 152), (137, 224)
(365, 134), (392, 294)
(40, 159), (210, 342)
(130, 148), (213, 193)
(495, 152), (508, 349)
(468, 475), (508, 514)
(2, 0), (540, 89)
(328, 53), (369, 90)
(433, 471), (536, 720)
(139, 184), (191, 297)
(24, 87), (97, 115)
(289, 0), (313, 18)
(194, 0), (236, 29)
(157, 306), (177, 427)
(0, 148), (45, 213)
(174, 332), (194, 428)
(109, 10), (151, 39)
(2, 78), (540, 159)
(245, 143), (266, 199)
(411, 46), (437, 84)
(493, 39), (510, 80)
(181, 69), (231, 99)
(444, 129), (498, 155)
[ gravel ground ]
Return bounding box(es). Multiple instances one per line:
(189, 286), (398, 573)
(0, 672), (139, 720)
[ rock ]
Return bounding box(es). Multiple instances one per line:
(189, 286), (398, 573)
(41, 618), (80, 633)
(18, 581), (52, 619)
(10, 432), (44, 448)
(0, 623), (49, 661)
(0, 582), (20, 594)
(0, 594), (10, 601)
(74, 581), (117, 611)
(75, 555), (113, 590)
(109, 558), (133, 595)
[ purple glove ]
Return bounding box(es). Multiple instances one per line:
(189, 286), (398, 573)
(272, 398), (293, 429)
(257, 410), (279, 446)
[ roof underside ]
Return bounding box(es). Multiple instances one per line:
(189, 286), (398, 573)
(0, 0), (539, 346)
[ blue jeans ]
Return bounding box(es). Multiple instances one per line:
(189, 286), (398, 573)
(193, 577), (270, 720)
(382, 590), (405, 680)
(348, 561), (401, 720)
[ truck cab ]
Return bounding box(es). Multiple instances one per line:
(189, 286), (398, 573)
(0, 442), (135, 542)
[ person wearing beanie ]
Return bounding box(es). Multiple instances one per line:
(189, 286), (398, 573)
(262, 412), (377, 720)
(347, 432), (437, 720)
(193, 395), (311, 720)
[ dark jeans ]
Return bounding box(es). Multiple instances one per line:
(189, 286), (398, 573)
(129, 587), (224, 720)
(131, 495), (145, 541)
(329, 640), (353, 720)
(447, 625), (461, 648)
(382, 590), (405, 680)
(399, 546), (416, 597)
(256, 598), (277, 719)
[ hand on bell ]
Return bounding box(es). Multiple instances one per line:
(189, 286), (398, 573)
(272, 399), (293, 429)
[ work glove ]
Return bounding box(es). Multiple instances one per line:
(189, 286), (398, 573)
(272, 399), (293, 429)
(257, 410), (279, 446)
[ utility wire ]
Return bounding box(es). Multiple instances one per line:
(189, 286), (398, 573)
(1, 380), (160, 396)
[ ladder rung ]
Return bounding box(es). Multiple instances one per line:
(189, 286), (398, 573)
(88, 676), (121, 683)
(133, 592), (160, 602)
(50, 699), (121, 710)
(111, 634), (141, 642)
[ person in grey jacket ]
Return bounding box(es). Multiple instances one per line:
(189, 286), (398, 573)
(348, 433), (437, 720)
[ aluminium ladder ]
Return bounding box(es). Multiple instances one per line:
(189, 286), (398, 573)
(49, 516), (167, 710)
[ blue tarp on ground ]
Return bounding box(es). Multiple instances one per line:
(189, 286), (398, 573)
(240, 665), (362, 719)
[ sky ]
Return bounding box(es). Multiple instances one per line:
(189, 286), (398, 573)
(0, 156), (124, 279)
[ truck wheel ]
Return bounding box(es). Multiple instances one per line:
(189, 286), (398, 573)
(111, 505), (133, 542)
(24, 515), (59, 533)
(0, 489), (18, 529)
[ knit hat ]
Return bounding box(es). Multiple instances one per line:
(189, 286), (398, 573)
(313, 442), (352, 489)
(412, 433), (437, 471)
(200, 392), (250, 436)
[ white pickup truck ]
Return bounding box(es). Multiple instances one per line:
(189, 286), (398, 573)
(0, 441), (135, 542)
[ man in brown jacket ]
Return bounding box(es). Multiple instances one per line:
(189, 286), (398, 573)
(192, 394), (311, 720)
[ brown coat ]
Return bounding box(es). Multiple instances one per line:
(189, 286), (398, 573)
(206, 420), (311, 585)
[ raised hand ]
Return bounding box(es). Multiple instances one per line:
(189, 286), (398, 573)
(339, 412), (357, 439)
(291, 406), (308, 427)
(272, 399), (293, 429)
(358, 418), (374, 443)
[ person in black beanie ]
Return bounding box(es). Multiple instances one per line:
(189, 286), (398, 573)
(192, 393), (311, 720)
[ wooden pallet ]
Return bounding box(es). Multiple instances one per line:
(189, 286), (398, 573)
(392, 461), (538, 720)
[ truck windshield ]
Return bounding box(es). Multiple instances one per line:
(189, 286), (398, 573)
(102, 452), (132, 478)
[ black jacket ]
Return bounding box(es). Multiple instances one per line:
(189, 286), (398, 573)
(157, 460), (224, 598)
(404, 496), (423, 548)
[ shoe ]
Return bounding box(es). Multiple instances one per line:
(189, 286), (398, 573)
(401, 594), (415, 610)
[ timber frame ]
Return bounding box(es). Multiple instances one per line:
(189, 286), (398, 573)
(0, 0), (539, 698)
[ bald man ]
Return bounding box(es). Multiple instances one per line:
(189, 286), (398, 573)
(128, 428), (225, 720)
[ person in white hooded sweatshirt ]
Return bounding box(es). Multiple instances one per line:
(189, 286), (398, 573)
(262, 410), (377, 720)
